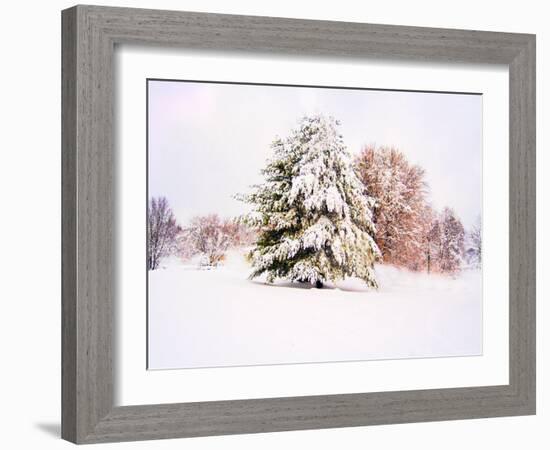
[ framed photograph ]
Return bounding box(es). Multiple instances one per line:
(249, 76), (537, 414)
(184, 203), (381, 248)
(62, 5), (536, 444)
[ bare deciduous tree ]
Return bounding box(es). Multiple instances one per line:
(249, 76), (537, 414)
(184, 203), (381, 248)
(148, 197), (181, 270)
(438, 207), (465, 274)
(422, 205), (441, 274)
(355, 145), (427, 270)
(226, 221), (257, 247)
(466, 216), (482, 268)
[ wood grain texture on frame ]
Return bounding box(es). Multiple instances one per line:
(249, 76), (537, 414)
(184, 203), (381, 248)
(61, 4), (536, 444)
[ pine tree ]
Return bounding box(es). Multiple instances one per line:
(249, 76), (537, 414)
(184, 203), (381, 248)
(239, 115), (380, 288)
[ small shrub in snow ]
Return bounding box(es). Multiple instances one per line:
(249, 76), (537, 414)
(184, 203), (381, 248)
(180, 215), (253, 267)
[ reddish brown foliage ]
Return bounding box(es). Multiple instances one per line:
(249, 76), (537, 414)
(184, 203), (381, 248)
(355, 145), (427, 270)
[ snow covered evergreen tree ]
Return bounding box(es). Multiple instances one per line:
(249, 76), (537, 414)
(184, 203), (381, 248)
(239, 115), (380, 288)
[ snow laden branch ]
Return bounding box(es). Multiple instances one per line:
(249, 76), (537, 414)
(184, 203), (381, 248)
(238, 115), (380, 288)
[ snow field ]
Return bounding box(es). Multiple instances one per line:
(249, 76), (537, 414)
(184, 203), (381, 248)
(149, 249), (482, 369)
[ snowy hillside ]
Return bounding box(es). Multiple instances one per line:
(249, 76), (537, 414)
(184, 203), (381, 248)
(148, 248), (482, 370)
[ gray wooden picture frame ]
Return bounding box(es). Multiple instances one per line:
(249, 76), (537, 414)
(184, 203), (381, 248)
(61, 4), (536, 444)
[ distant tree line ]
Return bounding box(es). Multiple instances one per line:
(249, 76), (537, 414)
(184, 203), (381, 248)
(148, 116), (481, 278)
(355, 145), (479, 275)
(147, 199), (255, 270)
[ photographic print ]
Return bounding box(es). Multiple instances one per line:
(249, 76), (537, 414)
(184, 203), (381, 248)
(147, 79), (482, 370)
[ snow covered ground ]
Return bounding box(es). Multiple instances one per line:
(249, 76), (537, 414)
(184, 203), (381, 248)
(148, 249), (482, 370)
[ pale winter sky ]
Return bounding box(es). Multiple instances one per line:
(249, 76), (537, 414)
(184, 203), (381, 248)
(148, 80), (482, 229)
